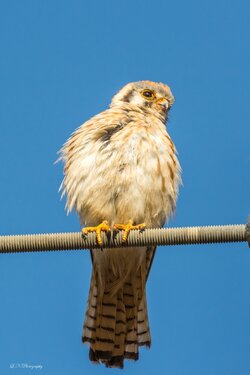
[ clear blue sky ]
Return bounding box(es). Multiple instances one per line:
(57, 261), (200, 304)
(0, 0), (249, 374)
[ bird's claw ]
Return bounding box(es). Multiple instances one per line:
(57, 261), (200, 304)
(113, 219), (146, 242)
(82, 221), (111, 246)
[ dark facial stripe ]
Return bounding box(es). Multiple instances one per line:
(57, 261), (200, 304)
(121, 90), (133, 103)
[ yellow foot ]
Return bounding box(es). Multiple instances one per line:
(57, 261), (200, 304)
(82, 221), (111, 246)
(113, 219), (146, 242)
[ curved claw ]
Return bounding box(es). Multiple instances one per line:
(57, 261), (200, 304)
(113, 219), (146, 242)
(82, 220), (111, 246)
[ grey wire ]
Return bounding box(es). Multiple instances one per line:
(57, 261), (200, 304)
(0, 221), (249, 253)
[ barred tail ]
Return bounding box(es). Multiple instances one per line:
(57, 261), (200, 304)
(82, 246), (154, 368)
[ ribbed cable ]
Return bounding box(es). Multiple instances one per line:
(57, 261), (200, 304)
(0, 221), (249, 254)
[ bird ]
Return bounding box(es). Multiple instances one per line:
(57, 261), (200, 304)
(59, 80), (181, 368)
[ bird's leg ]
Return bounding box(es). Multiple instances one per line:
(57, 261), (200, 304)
(113, 219), (146, 242)
(82, 220), (111, 246)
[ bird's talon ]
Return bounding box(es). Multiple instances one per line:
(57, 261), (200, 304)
(82, 221), (111, 246)
(113, 220), (146, 242)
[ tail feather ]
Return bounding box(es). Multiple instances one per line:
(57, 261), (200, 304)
(82, 274), (98, 344)
(82, 246), (155, 368)
(123, 282), (139, 360)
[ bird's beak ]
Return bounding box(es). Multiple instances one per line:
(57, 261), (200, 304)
(153, 98), (169, 112)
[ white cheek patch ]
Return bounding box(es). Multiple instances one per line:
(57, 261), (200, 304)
(130, 94), (147, 107)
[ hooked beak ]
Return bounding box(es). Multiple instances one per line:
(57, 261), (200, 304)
(153, 97), (169, 112)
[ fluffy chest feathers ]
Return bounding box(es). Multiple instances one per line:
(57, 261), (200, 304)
(61, 105), (181, 227)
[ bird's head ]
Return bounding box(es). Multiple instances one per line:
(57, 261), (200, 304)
(110, 80), (174, 122)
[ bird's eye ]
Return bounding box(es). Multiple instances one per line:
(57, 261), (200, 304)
(141, 89), (155, 100)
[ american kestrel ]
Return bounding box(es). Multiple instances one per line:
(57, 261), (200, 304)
(60, 81), (181, 368)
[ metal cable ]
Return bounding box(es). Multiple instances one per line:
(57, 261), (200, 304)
(0, 220), (249, 254)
